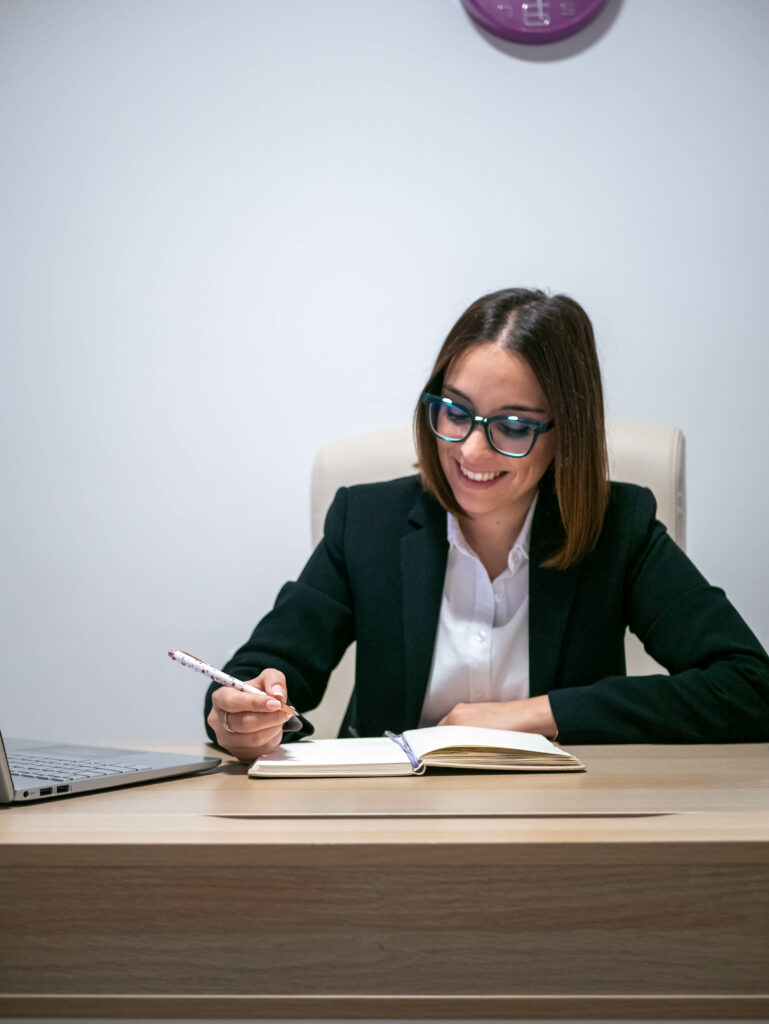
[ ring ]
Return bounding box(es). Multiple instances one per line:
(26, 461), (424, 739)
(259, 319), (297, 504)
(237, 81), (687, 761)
(223, 711), (235, 734)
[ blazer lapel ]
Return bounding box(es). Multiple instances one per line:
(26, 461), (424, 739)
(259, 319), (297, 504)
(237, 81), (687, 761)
(396, 476), (581, 713)
(528, 479), (584, 697)
(400, 491), (448, 729)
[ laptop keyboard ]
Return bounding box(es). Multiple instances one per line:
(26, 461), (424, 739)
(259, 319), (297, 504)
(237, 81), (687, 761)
(9, 753), (151, 782)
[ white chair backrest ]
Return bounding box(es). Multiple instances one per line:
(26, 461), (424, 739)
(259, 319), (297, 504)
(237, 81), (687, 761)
(308, 420), (686, 737)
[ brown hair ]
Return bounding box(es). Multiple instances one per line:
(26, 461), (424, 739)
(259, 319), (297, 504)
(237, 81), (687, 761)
(414, 288), (609, 569)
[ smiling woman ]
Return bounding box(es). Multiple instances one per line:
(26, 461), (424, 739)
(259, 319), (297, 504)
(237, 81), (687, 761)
(425, 345), (557, 579)
(416, 289), (609, 571)
(205, 288), (769, 758)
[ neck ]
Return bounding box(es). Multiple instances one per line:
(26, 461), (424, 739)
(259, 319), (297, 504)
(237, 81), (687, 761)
(459, 500), (533, 581)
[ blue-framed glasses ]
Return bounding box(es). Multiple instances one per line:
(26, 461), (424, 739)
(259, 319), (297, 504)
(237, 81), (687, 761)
(421, 393), (554, 458)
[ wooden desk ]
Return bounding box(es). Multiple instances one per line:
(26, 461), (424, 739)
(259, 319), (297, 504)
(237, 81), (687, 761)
(1, 744), (768, 1019)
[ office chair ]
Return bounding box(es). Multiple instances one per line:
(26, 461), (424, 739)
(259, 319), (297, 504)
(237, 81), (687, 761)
(308, 420), (686, 738)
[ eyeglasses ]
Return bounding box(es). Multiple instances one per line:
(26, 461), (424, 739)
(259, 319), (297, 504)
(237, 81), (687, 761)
(421, 393), (554, 458)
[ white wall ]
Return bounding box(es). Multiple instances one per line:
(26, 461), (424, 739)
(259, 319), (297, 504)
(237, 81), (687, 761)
(1, 0), (767, 745)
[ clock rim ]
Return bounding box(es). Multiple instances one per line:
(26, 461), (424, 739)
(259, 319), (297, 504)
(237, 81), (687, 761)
(460, 0), (610, 46)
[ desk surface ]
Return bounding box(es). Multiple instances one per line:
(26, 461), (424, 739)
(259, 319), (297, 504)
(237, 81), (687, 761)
(2, 742), (768, 853)
(1, 743), (768, 1019)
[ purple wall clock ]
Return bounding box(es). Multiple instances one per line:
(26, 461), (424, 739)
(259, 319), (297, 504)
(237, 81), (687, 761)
(460, 0), (610, 45)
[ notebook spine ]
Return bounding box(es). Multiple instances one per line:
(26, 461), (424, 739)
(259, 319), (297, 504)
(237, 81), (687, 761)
(384, 731), (423, 774)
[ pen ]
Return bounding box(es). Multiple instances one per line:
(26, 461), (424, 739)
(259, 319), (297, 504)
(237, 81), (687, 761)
(168, 650), (295, 716)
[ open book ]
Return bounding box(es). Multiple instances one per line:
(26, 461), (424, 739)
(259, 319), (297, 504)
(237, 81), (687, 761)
(248, 725), (584, 778)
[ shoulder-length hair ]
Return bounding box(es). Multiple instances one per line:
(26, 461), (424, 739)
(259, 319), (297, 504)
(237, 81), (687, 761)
(414, 288), (609, 569)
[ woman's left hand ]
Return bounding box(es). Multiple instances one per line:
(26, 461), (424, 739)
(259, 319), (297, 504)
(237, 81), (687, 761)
(437, 694), (558, 739)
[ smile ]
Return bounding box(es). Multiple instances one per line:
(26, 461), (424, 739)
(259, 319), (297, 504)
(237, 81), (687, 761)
(459, 465), (504, 483)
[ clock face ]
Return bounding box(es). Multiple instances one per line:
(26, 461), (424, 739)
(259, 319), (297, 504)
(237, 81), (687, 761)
(460, 0), (610, 45)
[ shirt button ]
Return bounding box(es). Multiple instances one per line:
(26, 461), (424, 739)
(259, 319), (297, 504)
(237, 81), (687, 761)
(476, 629), (487, 643)
(512, 551), (522, 569)
(473, 690), (488, 701)
(494, 591), (501, 603)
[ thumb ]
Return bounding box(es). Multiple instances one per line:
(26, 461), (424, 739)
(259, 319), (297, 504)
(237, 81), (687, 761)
(256, 668), (289, 704)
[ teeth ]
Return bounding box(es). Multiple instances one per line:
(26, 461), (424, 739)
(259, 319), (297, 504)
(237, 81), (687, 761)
(460, 466), (502, 482)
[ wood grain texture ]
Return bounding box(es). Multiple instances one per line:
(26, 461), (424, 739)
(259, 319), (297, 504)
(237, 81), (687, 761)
(1, 994), (768, 1019)
(1, 744), (768, 1018)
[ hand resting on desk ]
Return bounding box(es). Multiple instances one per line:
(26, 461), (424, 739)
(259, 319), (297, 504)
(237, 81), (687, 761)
(207, 668), (293, 762)
(438, 694), (558, 739)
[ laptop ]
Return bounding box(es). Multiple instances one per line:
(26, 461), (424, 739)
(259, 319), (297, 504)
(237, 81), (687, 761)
(0, 727), (221, 804)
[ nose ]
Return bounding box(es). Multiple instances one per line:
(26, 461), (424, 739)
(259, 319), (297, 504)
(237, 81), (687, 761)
(461, 423), (493, 461)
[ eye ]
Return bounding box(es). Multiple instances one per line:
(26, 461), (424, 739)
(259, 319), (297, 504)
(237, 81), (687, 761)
(444, 402), (471, 424)
(496, 419), (533, 439)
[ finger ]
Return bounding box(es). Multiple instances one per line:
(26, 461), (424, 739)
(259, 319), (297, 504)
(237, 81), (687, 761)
(208, 706), (282, 755)
(212, 683), (287, 715)
(221, 706), (293, 735)
(224, 722), (286, 764)
(253, 668), (289, 704)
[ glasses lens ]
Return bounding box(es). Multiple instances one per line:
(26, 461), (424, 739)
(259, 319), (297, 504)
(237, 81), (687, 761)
(489, 418), (535, 456)
(429, 398), (472, 441)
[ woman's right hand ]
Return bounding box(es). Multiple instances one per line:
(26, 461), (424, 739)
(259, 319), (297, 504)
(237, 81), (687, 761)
(207, 668), (294, 763)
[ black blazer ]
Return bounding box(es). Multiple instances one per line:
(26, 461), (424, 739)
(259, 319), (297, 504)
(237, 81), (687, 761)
(206, 473), (769, 744)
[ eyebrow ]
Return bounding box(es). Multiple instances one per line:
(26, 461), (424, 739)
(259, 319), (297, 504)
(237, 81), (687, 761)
(442, 384), (548, 416)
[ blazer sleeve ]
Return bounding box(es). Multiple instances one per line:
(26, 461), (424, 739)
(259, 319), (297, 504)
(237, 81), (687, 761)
(548, 487), (769, 743)
(204, 487), (355, 742)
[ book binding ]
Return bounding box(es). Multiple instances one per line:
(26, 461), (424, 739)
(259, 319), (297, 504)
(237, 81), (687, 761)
(384, 731), (426, 774)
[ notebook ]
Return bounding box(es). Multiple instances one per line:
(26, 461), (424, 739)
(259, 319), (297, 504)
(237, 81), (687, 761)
(248, 725), (584, 778)
(0, 727), (220, 804)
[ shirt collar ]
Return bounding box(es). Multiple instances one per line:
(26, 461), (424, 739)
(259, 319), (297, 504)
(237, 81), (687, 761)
(447, 493), (538, 572)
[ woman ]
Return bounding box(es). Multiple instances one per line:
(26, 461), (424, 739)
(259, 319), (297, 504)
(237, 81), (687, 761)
(205, 288), (769, 760)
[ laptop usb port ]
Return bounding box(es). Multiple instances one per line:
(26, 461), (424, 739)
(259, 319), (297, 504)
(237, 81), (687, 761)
(56, 785), (70, 794)
(40, 787), (53, 796)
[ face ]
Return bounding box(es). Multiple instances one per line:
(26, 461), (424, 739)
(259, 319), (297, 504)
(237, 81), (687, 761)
(436, 343), (556, 529)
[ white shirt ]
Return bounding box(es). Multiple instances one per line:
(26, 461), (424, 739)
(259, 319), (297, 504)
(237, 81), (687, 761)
(418, 497), (536, 728)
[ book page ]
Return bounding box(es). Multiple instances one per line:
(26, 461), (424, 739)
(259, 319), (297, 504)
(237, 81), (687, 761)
(249, 736), (414, 776)
(403, 725), (571, 759)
